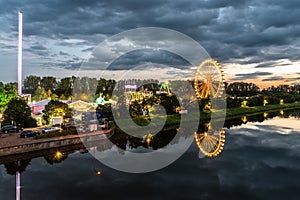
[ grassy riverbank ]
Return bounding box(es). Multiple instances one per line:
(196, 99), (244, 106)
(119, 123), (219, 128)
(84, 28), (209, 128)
(33, 103), (300, 140)
(225, 103), (300, 119)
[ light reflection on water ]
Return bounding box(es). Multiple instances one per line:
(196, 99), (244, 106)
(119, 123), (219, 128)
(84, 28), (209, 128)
(1, 110), (300, 200)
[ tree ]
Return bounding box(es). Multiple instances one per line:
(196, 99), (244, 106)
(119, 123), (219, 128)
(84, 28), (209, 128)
(0, 84), (17, 112)
(2, 98), (37, 127)
(96, 78), (116, 98)
(226, 82), (260, 97)
(50, 93), (59, 100)
(32, 87), (48, 101)
(23, 75), (41, 94)
(44, 152), (68, 165)
(42, 100), (72, 124)
(129, 100), (143, 117)
(59, 94), (68, 100)
(4, 159), (32, 175)
(56, 77), (74, 98)
(96, 104), (113, 120)
(40, 76), (57, 92)
(159, 93), (180, 114)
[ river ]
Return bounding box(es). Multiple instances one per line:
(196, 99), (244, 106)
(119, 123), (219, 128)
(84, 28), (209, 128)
(1, 109), (300, 200)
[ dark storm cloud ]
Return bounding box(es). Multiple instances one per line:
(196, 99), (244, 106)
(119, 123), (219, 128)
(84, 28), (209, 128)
(57, 57), (83, 70)
(286, 77), (300, 82)
(59, 51), (70, 56)
(25, 44), (50, 57)
(233, 71), (273, 80)
(255, 61), (278, 68)
(56, 40), (91, 47)
(107, 49), (190, 70)
(29, 44), (47, 51)
(82, 47), (94, 52)
(262, 76), (283, 81)
(0, 44), (16, 50)
(0, 0), (299, 72)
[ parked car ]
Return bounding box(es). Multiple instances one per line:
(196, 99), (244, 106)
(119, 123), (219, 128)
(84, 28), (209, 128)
(1, 125), (23, 133)
(20, 130), (39, 138)
(61, 121), (76, 130)
(42, 127), (60, 134)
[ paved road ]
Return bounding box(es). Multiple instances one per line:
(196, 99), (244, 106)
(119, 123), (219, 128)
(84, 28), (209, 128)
(0, 132), (34, 148)
(0, 128), (112, 149)
(0, 127), (45, 147)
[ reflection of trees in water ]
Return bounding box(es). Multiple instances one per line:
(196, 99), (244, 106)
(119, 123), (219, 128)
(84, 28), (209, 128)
(288, 109), (300, 118)
(95, 140), (114, 152)
(4, 159), (31, 175)
(44, 151), (69, 165)
(224, 109), (300, 129)
(105, 109), (300, 151)
(108, 124), (179, 151)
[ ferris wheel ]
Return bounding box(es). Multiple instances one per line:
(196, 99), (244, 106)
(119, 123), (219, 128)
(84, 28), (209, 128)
(194, 127), (226, 157)
(193, 59), (226, 157)
(194, 59), (224, 99)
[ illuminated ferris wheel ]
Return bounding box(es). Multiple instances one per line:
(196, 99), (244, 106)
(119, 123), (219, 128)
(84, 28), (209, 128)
(194, 59), (224, 99)
(194, 127), (226, 157)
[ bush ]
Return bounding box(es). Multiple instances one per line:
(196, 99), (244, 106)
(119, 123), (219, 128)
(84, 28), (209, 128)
(34, 128), (77, 140)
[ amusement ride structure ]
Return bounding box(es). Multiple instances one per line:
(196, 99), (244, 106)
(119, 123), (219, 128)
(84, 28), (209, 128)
(194, 59), (226, 157)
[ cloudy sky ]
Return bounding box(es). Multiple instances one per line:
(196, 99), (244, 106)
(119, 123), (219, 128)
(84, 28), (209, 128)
(0, 0), (299, 88)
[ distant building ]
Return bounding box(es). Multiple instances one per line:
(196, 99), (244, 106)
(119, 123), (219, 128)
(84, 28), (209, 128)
(28, 99), (69, 115)
(68, 100), (95, 112)
(28, 99), (69, 126)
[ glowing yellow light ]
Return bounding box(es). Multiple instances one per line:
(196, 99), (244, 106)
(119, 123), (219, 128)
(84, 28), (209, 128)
(194, 128), (226, 158)
(96, 171), (102, 175)
(241, 116), (247, 123)
(280, 110), (284, 115)
(146, 137), (151, 144)
(264, 112), (268, 118)
(241, 100), (248, 108)
(55, 151), (63, 159)
(263, 99), (268, 106)
(280, 99), (284, 105)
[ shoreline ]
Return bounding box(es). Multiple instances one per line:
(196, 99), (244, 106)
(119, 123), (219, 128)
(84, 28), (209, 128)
(0, 129), (113, 158)
(1, 103), (299, 159)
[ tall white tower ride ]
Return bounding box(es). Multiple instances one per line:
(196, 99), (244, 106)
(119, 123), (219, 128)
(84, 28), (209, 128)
(18, 11), (23, 96)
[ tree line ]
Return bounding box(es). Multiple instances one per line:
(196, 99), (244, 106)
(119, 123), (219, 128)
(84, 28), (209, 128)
(21, 75), (117, 102)
(1, 77), (300, 107)
(1, 78), (300, 128)
(225, 82), (300, 108)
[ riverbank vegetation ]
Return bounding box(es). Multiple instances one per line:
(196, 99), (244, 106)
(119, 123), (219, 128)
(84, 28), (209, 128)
(1, 77), (300, 132)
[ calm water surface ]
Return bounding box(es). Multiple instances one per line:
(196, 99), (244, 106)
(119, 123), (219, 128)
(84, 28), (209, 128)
(1, 110), (300, 200)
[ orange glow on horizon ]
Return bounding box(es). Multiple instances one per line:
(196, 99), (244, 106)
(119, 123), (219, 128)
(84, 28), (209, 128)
(227, 78), (292, 90)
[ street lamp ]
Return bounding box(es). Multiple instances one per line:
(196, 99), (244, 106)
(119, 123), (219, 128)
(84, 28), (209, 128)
(241, 100), (248, 108)
(263, 99), (268, 106)
(280, 99), (284, 105)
